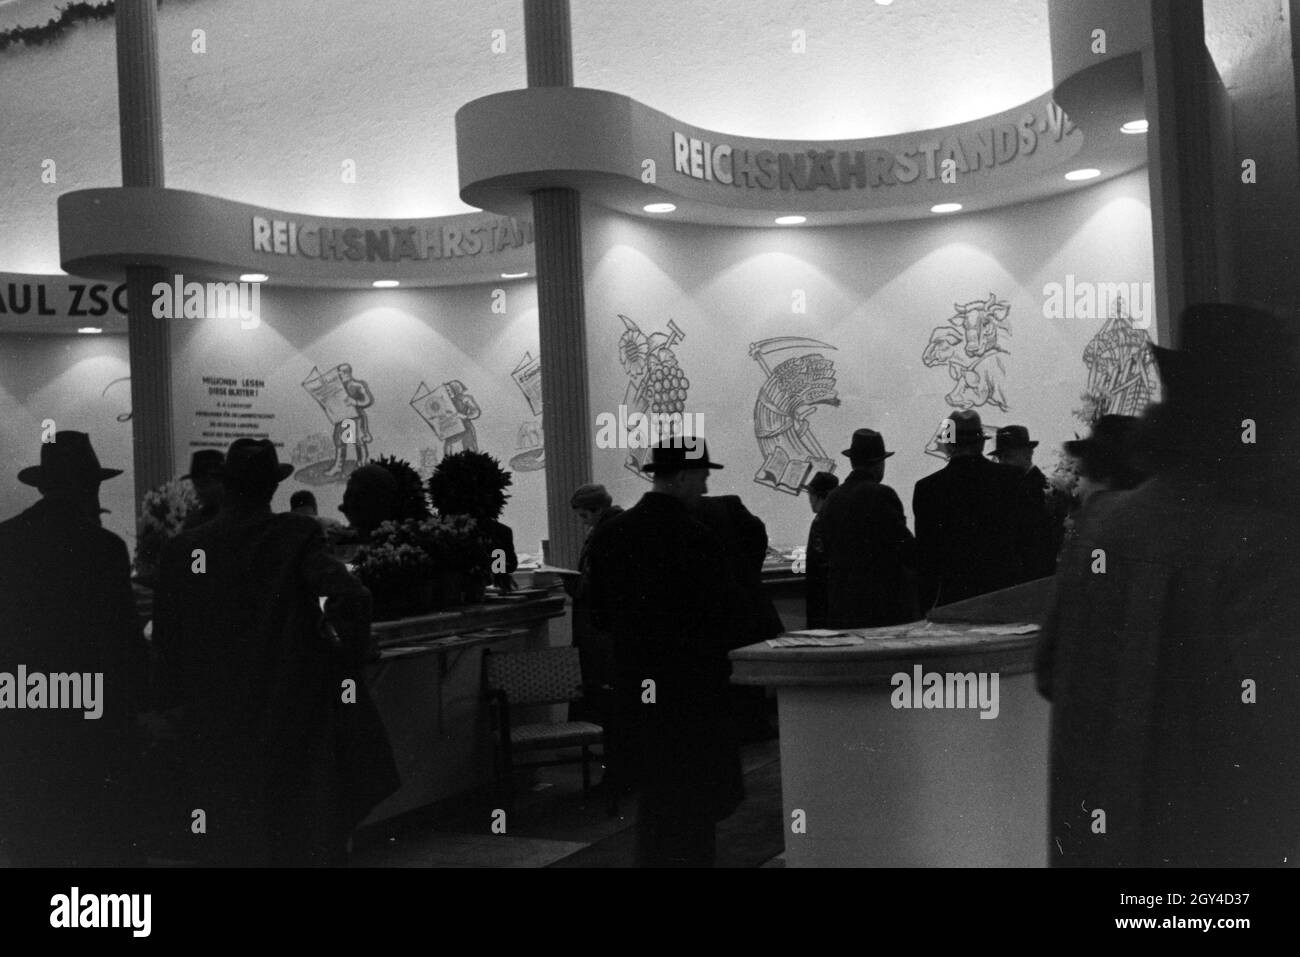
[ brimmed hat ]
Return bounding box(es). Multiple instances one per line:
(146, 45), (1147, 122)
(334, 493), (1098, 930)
(806, 471), (840, 496)
(182, 449), (225, 481)
(18, 431), (123, 488)
(842, 429), (894, 461)
(223, 438), (293, 490)
(990, 425), (1038, 458)
(945, 409), (986, 446)
(1064, 415), (1143, 480)
(570, 483), (612, 509)
(642, 439), (724, 475)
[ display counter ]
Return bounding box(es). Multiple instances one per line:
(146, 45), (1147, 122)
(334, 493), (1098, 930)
(729, 578), (1051, 867)
(362, 590), (567, 824)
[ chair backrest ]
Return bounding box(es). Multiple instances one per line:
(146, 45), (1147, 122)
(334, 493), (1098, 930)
(484, 646), (584, 706)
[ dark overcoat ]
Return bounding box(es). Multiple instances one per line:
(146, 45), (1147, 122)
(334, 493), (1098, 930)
(804, 513), (830, 629)
(691, 494), (784, 643)
(1037, 477), (1300, 865)
(818, 471), (918, 628)
(0, 498), (146, 866)
(587, 491), (749, 821)
(153, 506), (398, 865)
(912, 455), (1043, 612)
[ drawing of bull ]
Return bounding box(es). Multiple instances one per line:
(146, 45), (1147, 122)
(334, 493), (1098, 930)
(921, 294), (1012, 412)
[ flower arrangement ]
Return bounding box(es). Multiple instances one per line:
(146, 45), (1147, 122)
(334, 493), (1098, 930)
(351, 515), (494, 618)
(426, 450), (512, 521)
(372, 454), (431, 522)
(133, 478), (201, 581)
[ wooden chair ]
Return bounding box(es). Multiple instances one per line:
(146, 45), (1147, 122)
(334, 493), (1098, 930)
(483, 646), (617, 816)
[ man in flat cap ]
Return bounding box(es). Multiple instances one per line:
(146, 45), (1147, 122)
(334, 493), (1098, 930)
(153, 438), (398, 866)
(912, 410), (1043, 612)
(0, 431), (145, 865)
(587, 440), (749, 867)
(818, 429), (918, 628)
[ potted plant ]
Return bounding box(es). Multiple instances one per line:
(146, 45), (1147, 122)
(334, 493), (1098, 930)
(426, 450), (515, 591)
(350, 520), (437, 620)
(372, 454), (431, 521)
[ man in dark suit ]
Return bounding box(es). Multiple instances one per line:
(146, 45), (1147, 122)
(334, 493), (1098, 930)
(153, 438), (398, 866)
(989, 425), (1060, 578)
(692, 491), (783, 740)
(587, 440), (749, 867)
(0, 431), (145, 866)
(912, 410), (1042, 612)
(818, 429), (918, 628)
(180, 449), (225, 530)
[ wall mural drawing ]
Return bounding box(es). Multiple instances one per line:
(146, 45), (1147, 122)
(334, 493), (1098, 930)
(410, 379), (481, 466)
(616, 313), (689, 480)
(295, 363), (374, 485)
(922, 293), (1012, 412)
(102, 376), (132, 422)
(750, 337), (840, 495)
(509, 351), (545, 472)
(1075, 295), (1158, 424)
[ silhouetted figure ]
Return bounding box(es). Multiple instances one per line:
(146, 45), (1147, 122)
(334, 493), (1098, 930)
(1038, 303), (1300, 866)
(153, 439), (398, 866)
(692, 491), (783, 741)
(339, 463), (399, 542)
(912, 410), (1041, 612)
(290, 488), (345, 536)
(0, 431), (145, 866)
(820, 430), (918, 628)
(569, 484), (622, 703)
(803, 471), (839, 629)
(588, 441), (749, 867)
(989, 425), (1059, 578)
(181, 449), (225, 530)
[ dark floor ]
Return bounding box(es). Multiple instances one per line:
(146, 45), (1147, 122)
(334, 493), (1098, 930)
(350, 738), (785, 868)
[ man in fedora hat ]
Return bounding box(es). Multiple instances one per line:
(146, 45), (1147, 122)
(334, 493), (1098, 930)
(180, 449), (225, 531)
(587, 439), (749, 866)
(990, 425), (1061, 576)
(1038, 302), (1300, 866)
(817, 429), (918, 628)
(913, 410), (1044, 612)
(153, 438), (398, 866)
(0, 431), (145, 865)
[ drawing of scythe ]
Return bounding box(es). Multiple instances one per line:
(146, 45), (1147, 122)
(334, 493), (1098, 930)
(103, 376), (132, 422)
(749, 336), (838, 460)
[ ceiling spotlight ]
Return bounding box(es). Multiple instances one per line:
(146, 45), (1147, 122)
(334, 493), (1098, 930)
(77, 327), (103, 334)
(875, 0), (894, 5)
(1065, 168), (1101, 181)
(372, 280), (400, 288)
(644, 203), (676, 213)
(930, 203), (962, 213)
(1120, 120), (1149, 134)
(775, 215), (806, 225)
(239, 273), (268, 283)
(501, 272), (529, 279)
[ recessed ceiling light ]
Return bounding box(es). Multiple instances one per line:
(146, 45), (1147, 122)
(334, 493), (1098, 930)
(1065, 168), (1101, 181)
(775, 215), (806, 225)
(875, 0), (894, 5)
(77, 327), (102, 334)
(240, 273), (268, 283)
(931, 203), (962, 213)
(501, 272), (529, 279)
(644, 203), (676, 213)
(372, 280), (400, 288)
(1120, 120), (1148, 134)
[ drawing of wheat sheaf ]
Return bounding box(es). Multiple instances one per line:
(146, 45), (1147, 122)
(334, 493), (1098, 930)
(617, 313), (689, 480)
(750, 337), (840, 495)
(921, 293), (1012, 412)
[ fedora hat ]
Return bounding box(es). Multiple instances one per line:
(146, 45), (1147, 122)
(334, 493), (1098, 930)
(641, 439), (724, 474)
(223, 438), (293, 489)
(944, 409), (986, 445)
(990, 425), (1038, 457)
(18, 431), (123, 488)
(1064, 415), (1143, 479)
(182, 449), (225, 481)
(841, 428), (894, 461)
